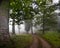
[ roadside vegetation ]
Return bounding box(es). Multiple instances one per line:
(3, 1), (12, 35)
(37, 31), (60, 48)
(3, 34), (33, 48)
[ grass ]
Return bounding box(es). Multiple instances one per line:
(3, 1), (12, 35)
(38, 31), (60, 48)
(0, 34), (33, 48)
(10, 34), (33, 48)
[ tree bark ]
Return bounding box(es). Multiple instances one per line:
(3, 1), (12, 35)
(18, 24), (20, 34)
(43, 17), (45, 34)
(0, 0), (10, 47)
(25, 20), (31, 34)
(12, 19), (15, 35)
(30, 20), (33, 34)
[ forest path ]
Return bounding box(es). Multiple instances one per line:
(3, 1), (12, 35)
(30, 35), (39, 48)
(29, 35), (52, 48)
(37, 36), (52, 48)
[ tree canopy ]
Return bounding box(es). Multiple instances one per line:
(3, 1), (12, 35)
(10, 0), (57, 34)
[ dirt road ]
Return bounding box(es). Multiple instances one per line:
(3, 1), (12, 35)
(29, 35), (52, 48)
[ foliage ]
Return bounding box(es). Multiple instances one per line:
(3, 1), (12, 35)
(10, 0), (33, 21)
(10, 0), (57, 33)
(9, 0), (37, 33)
(34, 0), (57, 32)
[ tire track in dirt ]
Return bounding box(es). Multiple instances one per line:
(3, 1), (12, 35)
(30, 35), (39, 48)
(29, 35), (52, 48)
(36, 36), (52, 48)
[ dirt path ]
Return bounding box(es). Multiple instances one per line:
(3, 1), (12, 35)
(30, 35), (39, 48)
(37, 36), (52, 48)
(29, 35), (52, 48)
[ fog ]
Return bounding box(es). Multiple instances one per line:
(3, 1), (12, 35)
(9, 18), (38, 34)
(9, 24), (38, 34)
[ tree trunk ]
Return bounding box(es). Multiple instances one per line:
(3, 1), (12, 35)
(12, 19), (15, 35)
(30, 20), (33, 34)
(25, 20), (31, 34)
(43, 15), (45, 34)
(0, 0), (10, 47)
(43, 20), (44, 34)
(18, 24), (20, 34)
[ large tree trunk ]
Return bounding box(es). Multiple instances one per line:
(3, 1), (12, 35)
(0, 0), (10, 47)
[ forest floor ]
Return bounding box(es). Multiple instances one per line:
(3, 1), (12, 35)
(29, 35), (52, 48)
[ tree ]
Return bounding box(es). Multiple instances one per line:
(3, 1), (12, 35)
(0, 0), (10, 47)
(10, 0), (57, 34)
(24, 0), (40, 34)
(34, 0), (57, 34)
(10, 0), (24, 34)
(10, 9), (16, 34)
(56, 0), (60, 32)
(10, 0), (35, 34)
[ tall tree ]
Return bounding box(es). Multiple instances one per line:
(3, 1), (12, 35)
(34, 0), (57, 34)
(10, 0), (23, 34)
(10, 9), (16, 34)
(10, 0), (34, 34)
(0, 0), (10, 47)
